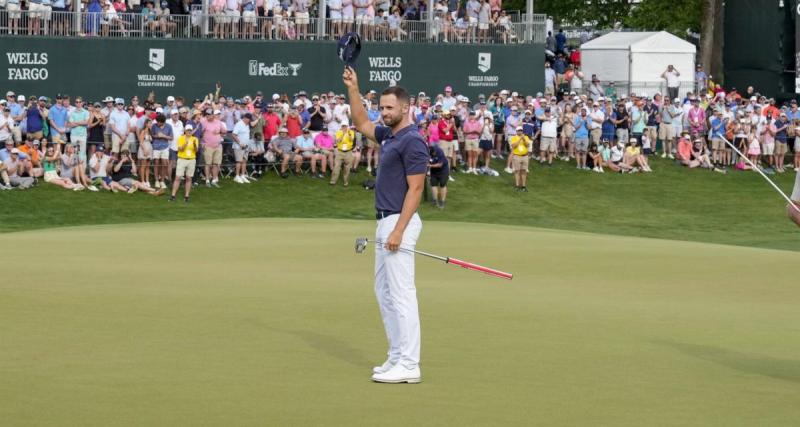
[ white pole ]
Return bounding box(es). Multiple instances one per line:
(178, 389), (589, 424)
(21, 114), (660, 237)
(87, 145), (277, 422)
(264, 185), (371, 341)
(720, 135), (800, 213)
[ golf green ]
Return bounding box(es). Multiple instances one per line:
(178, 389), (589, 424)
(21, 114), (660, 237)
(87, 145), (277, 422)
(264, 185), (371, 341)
(1, 218), (798, 426)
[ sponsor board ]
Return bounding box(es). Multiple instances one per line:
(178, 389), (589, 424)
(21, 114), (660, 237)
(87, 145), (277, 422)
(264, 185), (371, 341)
(368, 56), (402, 86)
(248, 60), (303, 76)
(6, 52), (49, 80)
(467, 53), (499, 88)
(138, 48), (176, 88)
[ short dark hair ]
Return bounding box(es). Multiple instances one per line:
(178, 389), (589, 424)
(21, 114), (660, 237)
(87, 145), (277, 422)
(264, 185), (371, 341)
(381, 86), (410, 106)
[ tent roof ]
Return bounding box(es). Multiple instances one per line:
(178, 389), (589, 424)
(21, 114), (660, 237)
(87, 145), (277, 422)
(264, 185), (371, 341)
(581, 31), (696, 54)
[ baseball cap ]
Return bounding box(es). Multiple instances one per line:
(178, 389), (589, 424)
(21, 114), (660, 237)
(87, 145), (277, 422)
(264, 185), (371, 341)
(17, 95), (25, 101)
(155, 107), (164, 113)
(179, 107), (188, 114)
(5, 91), (14, 97)
(184, 124), (194, 131)
(167, 96), (175, 102)
(337, 32), (362, 68)
(115, 97), (124, 105)
(302, 128), (310, 133)
(510, 106), (518, 110)
(272, 93), (280, 100)
(629, 137), (637, 142)
(515, 126), (523, 131)
(170, 109), (179, 115)
(674, 98), (681, 103)
(93, 102), (102, 108)
(511, 91), (519, 97)
(469, 110), (477, 115)
(279, 127), (288, 133)
(96, 145), (105, 151)
(38, 96), (47, 101)
(103, 96), (114, 103)
(10, 148), (20, 154)
(213, 109), (221, 115)
(135, 106), (145, 113)
(298, 90), (307, 96)
(33, 139), (41, 145)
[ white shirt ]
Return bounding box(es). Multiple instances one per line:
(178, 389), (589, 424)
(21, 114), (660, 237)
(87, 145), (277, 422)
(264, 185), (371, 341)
(89, 154), (110, 178)
(233, 120), (251, 148)
(333, 103), (351, 128)
(589, 109), (604, 130)
(166, 118), (183, 150)
(610, 145), (624, 162)
(540, 116), (558, 138)
(664, 70), (680, 88)
(0, 115), (11, 142)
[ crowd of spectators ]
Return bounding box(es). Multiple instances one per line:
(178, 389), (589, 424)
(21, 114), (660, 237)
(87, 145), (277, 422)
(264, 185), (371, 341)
(1, 74), (798, 200)
(0, 0), (519, 42)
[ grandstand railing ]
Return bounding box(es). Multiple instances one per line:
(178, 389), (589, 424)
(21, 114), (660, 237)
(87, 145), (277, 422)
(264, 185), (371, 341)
(0, 9), (547, 44)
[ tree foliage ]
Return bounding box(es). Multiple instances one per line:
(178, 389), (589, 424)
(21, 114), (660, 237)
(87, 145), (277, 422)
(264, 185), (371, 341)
(534, 0), (701, 37)
(624, 0), (702, 35)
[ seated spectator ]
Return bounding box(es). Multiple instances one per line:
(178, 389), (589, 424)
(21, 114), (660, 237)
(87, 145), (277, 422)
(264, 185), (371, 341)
(42, 145), (84, 191)
(18, 138), (44, 177)
(269, 127), (302, 177)
(88, 146), (114, 191)
(598, 138), (625, 173)
(61, 143), (98, 191)
(312, 125), (333, 178)
(110, 150), (165, 194)
(676, 131), (697, 167)
(4, 148), (35, 189)
(101, 1), (129, 37)
(387, 7), (406, 41)
(692, 138), (725, 173)
(588, 143), (604, 173)
(0, 159), (11, 190)
(622, 138), (651, 172)
(142, 0), (160, 33)
(296, 128), (318, 175)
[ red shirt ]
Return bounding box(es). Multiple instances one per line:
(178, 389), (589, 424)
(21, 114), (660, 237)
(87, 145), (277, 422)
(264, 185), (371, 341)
(285, 114), (302, 138)
(570, 50), (581, 67)
(263, 112), (281, 141)
(438, 118), (454, 141)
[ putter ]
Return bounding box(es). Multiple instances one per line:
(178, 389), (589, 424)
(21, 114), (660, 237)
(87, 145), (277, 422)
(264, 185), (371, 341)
(355, 237), (513, 280)
(720, 135), (800, 214)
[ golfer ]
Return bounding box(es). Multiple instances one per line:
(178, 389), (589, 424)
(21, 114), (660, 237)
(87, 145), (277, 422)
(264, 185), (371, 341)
(343, 66), (429, 384)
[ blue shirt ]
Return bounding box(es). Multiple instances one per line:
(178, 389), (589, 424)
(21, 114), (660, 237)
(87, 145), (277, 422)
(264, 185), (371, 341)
(7, 102), (23, 121)
(574, 116), (589, 138)
(49, 105), (68, 134)
(522, 121), (536, 138)
(710, 117), (724, 138)
(151, 122), (173, 151)
(555, 32), (566, 51)
(775, 119), (788, 142)
(429, 144), (448, 172)
(27, 106), (44, 132)
(374, 124), (429, 213)
(553, 59), (566, 75)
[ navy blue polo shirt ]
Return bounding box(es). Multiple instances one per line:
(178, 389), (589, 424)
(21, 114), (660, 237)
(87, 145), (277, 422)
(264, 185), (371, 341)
(429, 144), (448, 173)
(374, 124), (429, 213)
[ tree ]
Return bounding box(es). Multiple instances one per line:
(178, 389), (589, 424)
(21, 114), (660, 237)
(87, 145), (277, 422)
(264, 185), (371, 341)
(624, 0), (702, 36)
(535, 0), (633, 29)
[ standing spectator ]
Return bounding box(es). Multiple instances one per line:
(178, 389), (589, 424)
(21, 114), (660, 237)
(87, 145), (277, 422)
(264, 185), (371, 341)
(6, 0), (23, 35)
(428, 142), (449, 208)
(200, 109), (226, 187)
(170, 125), (199, 202)
(588, 101), (604, 147)
(438, 109), (456, 176)
(760, 111), (777, 172)
(150, 113), (173, 189)
(48, 95), (69, 148)
(661, 65), (681, 102)
(774, 112), (789, 173)
(555, 28), (566, 54)
(0, 107), (12, 147)
(545, 30), (555, 53)
(539, 108), (557, 165)
(695, 65), (707, 95)
(630, 98), (647, 152)
(109, 98), (131, 158)
(612, 102), (629, 145)
(342, 0), (355, 33)
(478, 116), (494, 173)
(543, 62), (556, 97)
(166, 110), (184, 178)
(137, 116), (153, 186)
(241, 0), (257, 39)
(659, 98), (677, 158)
(294, 0), (310, 39)
(643, 97), (660, 153)
(331, 124), (355, 186)
(87, 102), (106, 157)
(477, 0), (490, 43)
(688, 98), (706, 137)
(588, 78), (603, 102)
(509, 126), (530, 191)
(306, 95), (327, 137)
(329, 0), (344, 38)
(26, 96), (48, 141)
(573, 107), (590, 170)
(68, 98), (90, 161)
(231, 113), (253, 183)
(462, 110), (482, 174)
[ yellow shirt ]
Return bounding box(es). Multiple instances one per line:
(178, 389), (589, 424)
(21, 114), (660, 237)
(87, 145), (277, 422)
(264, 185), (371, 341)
(625, 146), (640, 157)
(335, 130), (355, 151)
(510, 135), (531, 156)
(176, 135), (199, 160)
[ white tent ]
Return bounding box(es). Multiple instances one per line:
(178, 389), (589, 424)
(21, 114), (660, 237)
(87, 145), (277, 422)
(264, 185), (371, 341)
(580, 31), (696, 98)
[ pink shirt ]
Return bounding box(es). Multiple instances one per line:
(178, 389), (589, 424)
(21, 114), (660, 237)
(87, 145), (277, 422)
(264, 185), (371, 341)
(315, 132), (334, 150)
(200, 118), (226, 148)
(490, 0), (501, 12)
(463, 118), (482, 139)
(427, 122), (440, 143)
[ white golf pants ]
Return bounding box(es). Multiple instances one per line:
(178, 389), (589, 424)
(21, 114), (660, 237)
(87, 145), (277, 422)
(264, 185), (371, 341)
(792, 169), (800, 201)
(374, 213), (422, 368)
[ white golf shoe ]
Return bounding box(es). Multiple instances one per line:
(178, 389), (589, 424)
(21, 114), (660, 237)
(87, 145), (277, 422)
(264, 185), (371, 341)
(372, 360), (397, 375)
(371, 363), (421, 384)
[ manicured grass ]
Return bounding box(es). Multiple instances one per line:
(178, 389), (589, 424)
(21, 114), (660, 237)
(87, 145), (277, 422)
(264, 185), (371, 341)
(0, 157), (797, 251)
(1, 219), (798, 426)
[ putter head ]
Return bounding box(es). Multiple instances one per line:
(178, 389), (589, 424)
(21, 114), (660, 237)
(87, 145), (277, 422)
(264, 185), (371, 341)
(354, 237), (368, 254)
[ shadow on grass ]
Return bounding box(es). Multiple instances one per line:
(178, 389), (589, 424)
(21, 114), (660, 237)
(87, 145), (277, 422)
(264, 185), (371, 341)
(266, 325), (373, 368)
(657, 340), (800, 383)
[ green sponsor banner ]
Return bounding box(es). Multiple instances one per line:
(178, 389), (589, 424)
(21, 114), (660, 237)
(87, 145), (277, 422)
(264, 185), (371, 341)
(2, 37), (543, 101)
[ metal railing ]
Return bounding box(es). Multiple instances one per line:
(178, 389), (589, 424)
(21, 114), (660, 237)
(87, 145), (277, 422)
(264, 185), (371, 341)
(0, 9), (546, 44)
(561, 80), (697, 101)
